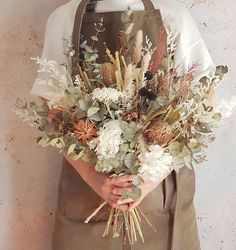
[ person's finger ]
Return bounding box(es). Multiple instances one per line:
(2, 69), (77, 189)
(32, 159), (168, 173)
(109, 194), (120, 202)
(111, 187), (133, 196)
(117, 197), (134, 205)
(108, 200), (128, 211)
(112, 174), (136, 184)
(128, 198), (143, 211)
(113, 181), (132, 188)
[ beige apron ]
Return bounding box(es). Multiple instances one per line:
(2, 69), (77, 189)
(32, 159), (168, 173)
(52, 0), (201, 249)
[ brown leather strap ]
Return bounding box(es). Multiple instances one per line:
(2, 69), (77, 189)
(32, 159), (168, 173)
(72, 0), (155, 68)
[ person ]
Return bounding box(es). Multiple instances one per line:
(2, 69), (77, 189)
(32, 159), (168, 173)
(30, 0), (216, 249)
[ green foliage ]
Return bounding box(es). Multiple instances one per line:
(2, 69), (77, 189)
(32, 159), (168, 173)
(120, 186), (142, 201)
(215, 65), (228, 81)
(87, 107), (100, 117)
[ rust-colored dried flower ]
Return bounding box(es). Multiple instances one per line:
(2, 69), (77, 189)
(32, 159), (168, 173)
(47, 108), (62, 120)
(143, 120), (173, 146)
(74, 119), (97, 144)
(99, 62), (116, 85)
(123, 111), (139, 122)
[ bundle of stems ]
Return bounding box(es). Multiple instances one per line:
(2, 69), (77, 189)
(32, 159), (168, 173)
(84, 201), (157, 244)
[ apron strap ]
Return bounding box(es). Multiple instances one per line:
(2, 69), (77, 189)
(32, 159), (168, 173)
(72, 0), (155, 76)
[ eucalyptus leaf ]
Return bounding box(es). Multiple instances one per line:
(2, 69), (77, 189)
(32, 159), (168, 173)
(90, 113), (103, 121)
(79, 99), (88, 111)
(215, 65), (228, 81)
(120, 143), (129, 153)
(130, 186), (142, 200)
(87, 107), (100, 117)
(37, 137), (50, 147)
(120, 189), (130, 200)
(195, 124), (212, 133)
(59, 137), (66, 147)
(50, 138), (58, 146)
(180, 147), (190, 157)
(124, 153), (137, 169)
(68, 143), (77, 155)
(123, 128), (136, 141)
(168, 141), (181, 156)
(212, 113), (221, 122)
(70, 153), (81, 161)
(131, 175), (140, 186)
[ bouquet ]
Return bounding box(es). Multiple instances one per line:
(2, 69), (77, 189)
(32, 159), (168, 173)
(15, 8), (228, 244)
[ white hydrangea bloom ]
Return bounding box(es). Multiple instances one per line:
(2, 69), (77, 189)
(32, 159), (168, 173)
(89, 120), (122, 160)
(92, 87), (123, 105)
(138, 144), (173, 182)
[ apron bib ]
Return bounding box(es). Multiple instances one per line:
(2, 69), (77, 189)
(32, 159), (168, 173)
(52, 1), (201, 249)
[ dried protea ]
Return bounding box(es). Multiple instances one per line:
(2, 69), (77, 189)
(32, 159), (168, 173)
(47, 108), (62, 120)
(123, 111), (139, 122)
(99, 62), (116, 85)
(74, 119), (97, 144)
(143, 120), (173, 145)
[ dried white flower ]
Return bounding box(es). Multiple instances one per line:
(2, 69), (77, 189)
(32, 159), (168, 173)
(74, 74), (82, 87)
(31, 57), (73, 108)
(122, 82), (136, 110)
(165, 25), (178, 58)
(13, 109), (36, 127)
(89, 120), (122, 160)
(138, 144), (173, 182)
(92, 87), (123, 105)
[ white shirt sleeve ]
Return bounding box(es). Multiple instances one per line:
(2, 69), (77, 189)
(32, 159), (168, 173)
(168, 5), (216, 83)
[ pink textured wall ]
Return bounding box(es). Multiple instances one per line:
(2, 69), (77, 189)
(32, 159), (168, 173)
(0, 1), (235, 249)
(0, 1), (67, 249)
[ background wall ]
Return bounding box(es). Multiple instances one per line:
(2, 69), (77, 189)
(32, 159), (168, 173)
(0, 0), (235, 249)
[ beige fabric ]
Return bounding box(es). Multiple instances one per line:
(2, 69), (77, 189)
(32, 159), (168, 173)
(52, 1), (201, 249)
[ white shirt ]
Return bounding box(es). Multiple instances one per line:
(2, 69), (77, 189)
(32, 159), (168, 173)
(30, 0), (216, 99)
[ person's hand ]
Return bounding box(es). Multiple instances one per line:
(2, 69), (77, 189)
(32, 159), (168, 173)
(115, 172), (170, 211)
(62, 150), (135, 211)
(84, 171), (136, 211)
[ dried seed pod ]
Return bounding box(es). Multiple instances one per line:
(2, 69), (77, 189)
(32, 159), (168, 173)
(99, 62), (116, 85)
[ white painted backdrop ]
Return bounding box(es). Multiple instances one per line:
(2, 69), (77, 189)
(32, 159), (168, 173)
(0, 0), (235, 249)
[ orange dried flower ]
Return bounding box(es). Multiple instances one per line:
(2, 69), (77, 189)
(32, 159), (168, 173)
(47, 108), (62, 120)
(74, 119), (97, 144)
(143, 120), (173, 146)
(123, 111), (139, 122)
(99, 62), (116, 85)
